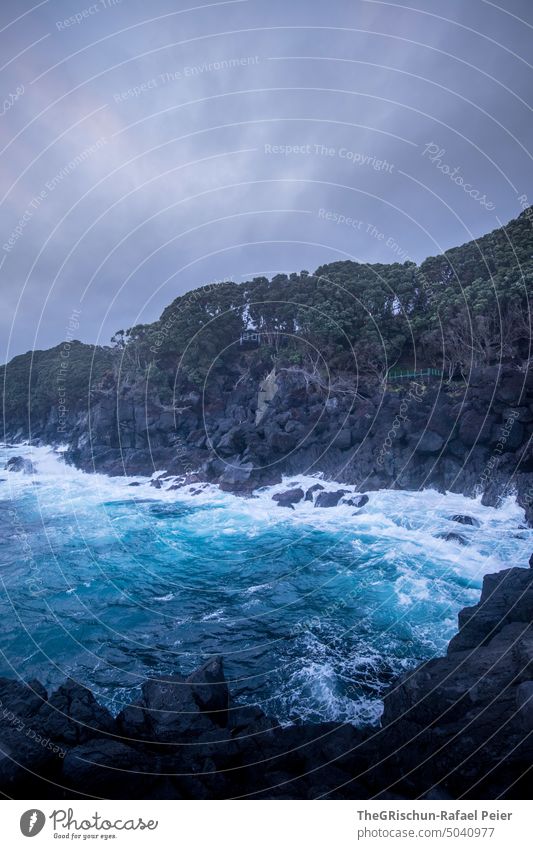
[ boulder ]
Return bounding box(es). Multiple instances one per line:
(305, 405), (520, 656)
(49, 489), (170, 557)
(0, 678), (47, 719)
(459, 411), (495, 446)
(36, 679), (115, 745)
(449, 514), (481, 527)
(216, 426), (247, 456)
(449, 567), (533, 653)
(332, 428), (352, 450)
(187, 656), (229, 726)
(218, 460), (254, 488)
(4, 456), (36, 474)
(315, 490), (348, 508)
(343, 494), (369, 508)
(272, 488), (304, 507)
(435, 531), (468, 545)
(119, 656), (229, 742)
(415, 431), (444, 453)
(304, 483), (324, 501)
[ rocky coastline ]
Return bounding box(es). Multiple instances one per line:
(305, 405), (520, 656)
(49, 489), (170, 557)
(0, 563), (531, 799)
(6, 362), (533, 526)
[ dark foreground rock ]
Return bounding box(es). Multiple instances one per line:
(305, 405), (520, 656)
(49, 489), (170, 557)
(0, 566), (531, 799)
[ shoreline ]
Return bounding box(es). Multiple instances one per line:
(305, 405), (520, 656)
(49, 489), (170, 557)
(0, 561), (531, 799)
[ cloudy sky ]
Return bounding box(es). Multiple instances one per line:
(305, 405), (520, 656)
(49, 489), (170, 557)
(0, 0), (532, 359)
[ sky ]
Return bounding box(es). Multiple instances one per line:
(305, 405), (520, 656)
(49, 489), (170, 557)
(0, 0), (532, 360)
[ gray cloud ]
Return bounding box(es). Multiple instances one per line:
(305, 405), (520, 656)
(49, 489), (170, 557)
(1, 0), (532, 359)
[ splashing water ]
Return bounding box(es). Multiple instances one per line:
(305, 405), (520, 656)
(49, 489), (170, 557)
(0, 445), (530, 725)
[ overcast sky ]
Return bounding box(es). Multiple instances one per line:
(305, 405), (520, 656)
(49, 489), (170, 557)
(0, 0), (532, 360)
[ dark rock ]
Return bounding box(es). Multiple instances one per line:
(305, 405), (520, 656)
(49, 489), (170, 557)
(228, 705), (266, 732)
(495, 370), (526, 405)
(415, 431), (444, 453)
(0, 725), (61, 793)
(304, 483), (324, 501)
(4, 456), (36, 474)
(187, 656), (229, 726)
(332, 428), (352, 450)
(435, 531), (468, 545)
(449, 514), (481, 527)
(0, 678), (47, 718)
(218, 460), (254, 489)
(381, 566), (533, 799)
(490, 419), (524, 450)
(216, 426), (247, 456)
(315, 490), (348, 508)
(119, 656), (229, 742)
(272, 488), (304, 507)
(128, 481), (142, 487)
(448, 567), (533, 653)
(36, 679), (115, 745)
(459, 411), (495, 446)
(343, 494), (369, 508)
(62, 740), (150, 797)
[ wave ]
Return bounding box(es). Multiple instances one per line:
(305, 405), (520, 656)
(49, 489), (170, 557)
(0, 443), (530, 725)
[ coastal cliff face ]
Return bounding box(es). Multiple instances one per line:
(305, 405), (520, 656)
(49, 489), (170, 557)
(41, 362), (533, 526)
(1, 564), (531, 800)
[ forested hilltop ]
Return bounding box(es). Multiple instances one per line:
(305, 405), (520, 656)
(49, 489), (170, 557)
(3, 207), (533, 427)
(109, 205), (533, 390)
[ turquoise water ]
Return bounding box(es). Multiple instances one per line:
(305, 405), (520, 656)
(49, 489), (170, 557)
(0, 445), (530, 725)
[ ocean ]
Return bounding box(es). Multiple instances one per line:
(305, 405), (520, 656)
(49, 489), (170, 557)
(1, 444), (530, 726)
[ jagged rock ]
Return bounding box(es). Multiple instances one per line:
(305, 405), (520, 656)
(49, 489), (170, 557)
(62, 740), (151, 798)
(332, 428), (352, 450)
(255, 369), (278, 425)
(449, 514), (481, 527)
(218, 460), (254, 488)
(315, 490), (348, 508)
(36, 679), (115, 744)
(343, 494), (369, 508)
(415, 431), (444, 453)
(449, 567), (533, 653)
(216, 426), (247, 456)
(187, 656), (229, 725)
(0, 728), (61, 792)
(4, 456), (36, 474)
(380, 566), (533, 798)
(304, 483), (324, 501)
(436, 531), (468, 545)
(459, 411), (495, 446)
(272, 488), (304, 507)
(0, 678), (47, 718)
(119, 657), (229, 742)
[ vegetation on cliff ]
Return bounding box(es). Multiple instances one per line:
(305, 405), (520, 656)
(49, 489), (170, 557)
(2, 208), (532, 433)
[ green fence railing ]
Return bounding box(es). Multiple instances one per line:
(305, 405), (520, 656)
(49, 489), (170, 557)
(387, 368), (443, 381)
